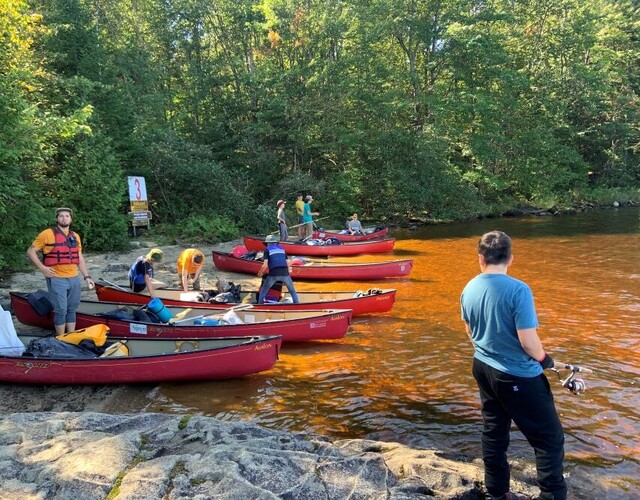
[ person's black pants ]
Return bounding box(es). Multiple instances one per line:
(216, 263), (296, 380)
(473, 358), (567, 500)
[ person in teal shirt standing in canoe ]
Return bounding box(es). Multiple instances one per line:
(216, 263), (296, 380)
(302, 195), (319, 239)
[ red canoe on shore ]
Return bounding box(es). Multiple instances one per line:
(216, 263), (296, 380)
(213, 251), (413, 280)
(243, 235), (395, 256)
(0, 333), (281, 384)
(10, 292), (352, 343)
(312, 227), (389, 242)
(91, 282), (396, 317)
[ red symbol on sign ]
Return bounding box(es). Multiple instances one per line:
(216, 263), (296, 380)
(134, 178), (142, 200)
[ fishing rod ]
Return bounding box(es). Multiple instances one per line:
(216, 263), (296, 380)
(270, 216), (330, 234)
(549, 361), (593, 395)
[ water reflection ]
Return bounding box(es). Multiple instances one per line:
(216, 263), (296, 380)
(143, 207), (640, 498)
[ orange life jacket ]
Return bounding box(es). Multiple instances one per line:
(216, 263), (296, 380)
(42, 227), (80, 266)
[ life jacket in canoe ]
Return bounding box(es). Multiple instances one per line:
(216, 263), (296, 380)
(56, 324), (110, 347)
(42, 227), (80, 266)
(232, 245), (249, 258)
(265, 244), (288, 270)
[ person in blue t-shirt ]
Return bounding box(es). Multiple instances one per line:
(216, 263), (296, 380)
(460, 231), (566, 500)
(257, 235), (300, 304)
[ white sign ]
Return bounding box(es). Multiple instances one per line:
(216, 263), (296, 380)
(128, 176), (148, 202)
(129, 323), (148, 335)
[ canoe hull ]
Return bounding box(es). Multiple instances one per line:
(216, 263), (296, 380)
(213, 251), (413, 280)
(0, 335), (281, 384)
(90, 283), (396, 316)
(243, 236), (395, 256)
(10, 293), (352, 343)
(312, 227), (388, 242)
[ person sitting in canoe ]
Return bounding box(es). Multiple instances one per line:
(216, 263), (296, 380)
(339, 213), (364, 235)
(347, 213), (364, 234)
(177, 248), (205, 292)
(257, 235), (300, 304)
(129, 248), (166, 298)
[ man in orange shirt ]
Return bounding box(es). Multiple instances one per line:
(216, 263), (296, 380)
(176, 248), (205, 292)
(26, 207), (94, 335)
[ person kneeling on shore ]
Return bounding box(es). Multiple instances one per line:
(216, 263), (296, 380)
(129, 248), (166, 298)
(177, 248), (205, 292)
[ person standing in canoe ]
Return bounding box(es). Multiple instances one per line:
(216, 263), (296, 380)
(302, 195), (319, 239)
(461, 230), (566, 500)
(295, 193), (305, 240)
(26, 207), (95, 335)
(257, 235), (300, 304)
(176, 248), (205, 292)
(129, 248), (165, 298)
(276, 199), (288, 242)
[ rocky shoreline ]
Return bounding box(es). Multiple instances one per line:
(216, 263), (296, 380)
(0, 411), (548, 499)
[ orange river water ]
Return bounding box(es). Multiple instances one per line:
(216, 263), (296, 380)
(141, 207), (640, 498)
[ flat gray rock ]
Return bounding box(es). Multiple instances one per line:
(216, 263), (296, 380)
(0, 412), (525, 499)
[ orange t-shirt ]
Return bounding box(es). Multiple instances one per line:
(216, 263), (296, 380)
(31, 227), (82, 278)
(177, 249), (204, 275)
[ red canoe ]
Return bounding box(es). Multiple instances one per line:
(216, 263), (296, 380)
(10, 292), (352, 343)
(0, 333), (281, 384)
(213, 251), (413, 280)
(243, 235), (395, 256)
(91, 282), (396, 316)
(312, 227), (389, 242)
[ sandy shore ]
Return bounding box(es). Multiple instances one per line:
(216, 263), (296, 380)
(0, 239), (259, 414)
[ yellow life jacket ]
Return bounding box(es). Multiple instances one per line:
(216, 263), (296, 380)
(56, 324), (109, 347)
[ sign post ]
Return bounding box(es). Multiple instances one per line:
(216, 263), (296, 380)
(127, 176), (151, 236)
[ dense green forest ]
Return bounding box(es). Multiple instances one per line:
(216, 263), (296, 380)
(1, 0), (639, 269)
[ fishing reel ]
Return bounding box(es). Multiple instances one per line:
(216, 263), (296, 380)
(552, 362), (592, 395)
(561, 373), (586, 395)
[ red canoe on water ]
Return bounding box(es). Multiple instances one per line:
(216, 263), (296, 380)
(213, 251), (413, 280)
(312, 227), (389, 242)
(0, 333), (281, 384)
(91, 282), (396, 317)
(10, 292), (352, 343)
(243, 235), (395, 256)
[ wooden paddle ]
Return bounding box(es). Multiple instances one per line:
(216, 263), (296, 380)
(168, 303), (253, 325)
(172, 315), (204, 325)
(226, 303), (254, 312)
(204, 303), (254, 320)
(99, 279), (130, 292)
(168, 308), (193, 324)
